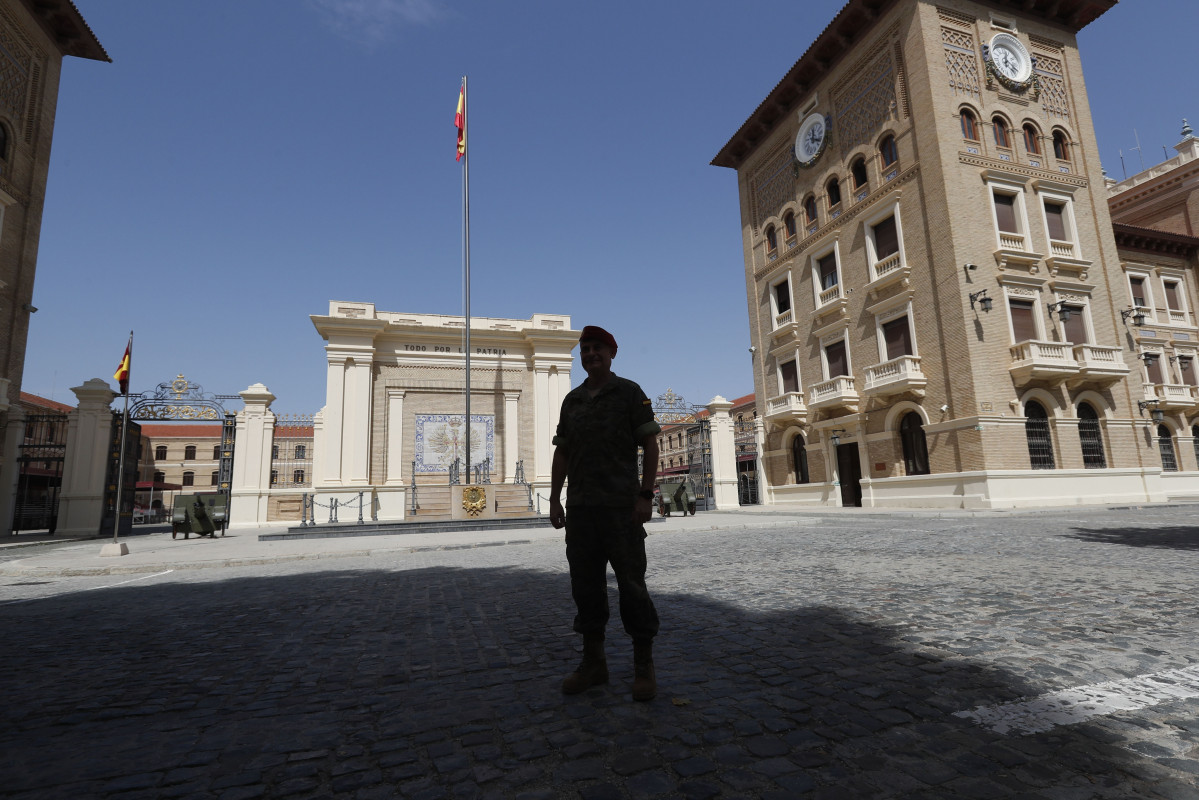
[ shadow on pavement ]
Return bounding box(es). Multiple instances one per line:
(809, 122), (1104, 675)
(0, 563), (1185, 799)
(1062, 525), (1199, 551)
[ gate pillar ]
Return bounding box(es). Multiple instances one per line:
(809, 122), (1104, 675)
(58, 378), (117, 537)
(707, 396), (740, 511)
(0, 405), (25, 536)
(230, 383), (275, 527)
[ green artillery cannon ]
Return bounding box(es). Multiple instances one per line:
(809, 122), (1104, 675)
(656, 479), (697, 517)
(171, 493), (228, 539)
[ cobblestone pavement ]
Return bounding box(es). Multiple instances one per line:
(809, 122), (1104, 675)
(2, 507), (1199, 798)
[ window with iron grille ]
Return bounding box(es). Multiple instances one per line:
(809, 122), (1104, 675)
(1024, 401), (1055, 469)
(1157, 425), (1178, 472)
(1077, 403), (1106, 469)
(792, 435), (809, 484)
(900, 412), (930, 475)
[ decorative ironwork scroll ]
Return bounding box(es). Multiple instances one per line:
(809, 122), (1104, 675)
(128, 374), (240, 422)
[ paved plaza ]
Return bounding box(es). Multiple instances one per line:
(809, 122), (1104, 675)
(1, 506), (1198, 798)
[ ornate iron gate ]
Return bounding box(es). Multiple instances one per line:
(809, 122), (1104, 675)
(652, 389), (713, 512)
(122, 375), (239, 529)
(734, 416), (760, 505)
(12, 413), (69, 532)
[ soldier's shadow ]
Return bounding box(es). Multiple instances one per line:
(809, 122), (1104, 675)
(1062, 524), (1199, 551)
(0, 559), (1180, 798)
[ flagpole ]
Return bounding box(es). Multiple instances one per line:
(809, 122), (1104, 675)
(113, 331), (132, 544)
(462, 75), (472, 482)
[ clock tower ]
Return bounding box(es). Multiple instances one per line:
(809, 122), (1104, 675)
(712, 0), (1166, 510)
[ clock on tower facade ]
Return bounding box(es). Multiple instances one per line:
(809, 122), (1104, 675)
(711, 0), (1179, 511)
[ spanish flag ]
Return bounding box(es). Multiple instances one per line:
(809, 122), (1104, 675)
(455, 83), (466, 162)
(113, 335), (131, 395)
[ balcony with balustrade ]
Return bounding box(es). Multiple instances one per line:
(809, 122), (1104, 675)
(763, 391), (807, 424)
(808, 375), (859, 412)
(993, 230), (1042, 270)
(1009, 340), (1080, 385)
(1152, 383), (1198, 410)
(1070, 344), (1130, 385)
(771, 308), (801, 345)
(863, 356), (926, 398)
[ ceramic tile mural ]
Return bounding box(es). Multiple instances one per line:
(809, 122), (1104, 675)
(413, 414), (495, 473)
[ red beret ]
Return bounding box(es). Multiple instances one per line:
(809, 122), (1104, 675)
(579, 325), (618, 354)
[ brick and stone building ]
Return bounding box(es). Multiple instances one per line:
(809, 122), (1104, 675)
(0, 1), (107, 533)
(712, 0), (1190, 509)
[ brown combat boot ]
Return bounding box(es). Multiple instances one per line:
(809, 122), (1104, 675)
(632, 638), (657, 701)
(561, 634), (608, 694)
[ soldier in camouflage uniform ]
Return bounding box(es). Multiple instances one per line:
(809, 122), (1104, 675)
(550, 325), (662, 701)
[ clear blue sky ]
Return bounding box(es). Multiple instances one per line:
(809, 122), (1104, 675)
(24, 0), (1192, 415)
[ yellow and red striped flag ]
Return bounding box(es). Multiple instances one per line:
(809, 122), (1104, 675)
(113, 336), (131, 395)
(455, 84), (466, 162)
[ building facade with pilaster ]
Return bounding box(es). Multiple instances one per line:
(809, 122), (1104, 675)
(308, 302), (576, 521)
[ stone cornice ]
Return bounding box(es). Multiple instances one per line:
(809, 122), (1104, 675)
(962, 153), (1089, 188)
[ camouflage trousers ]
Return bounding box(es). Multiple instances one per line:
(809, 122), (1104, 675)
(564, 506), (660, 641)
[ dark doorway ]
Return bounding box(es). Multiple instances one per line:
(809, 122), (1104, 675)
(836, 443), (862, 507)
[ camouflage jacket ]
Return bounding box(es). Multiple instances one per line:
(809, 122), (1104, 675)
(553, 374), (660, 508)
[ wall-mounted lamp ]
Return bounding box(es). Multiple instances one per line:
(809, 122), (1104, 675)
(1047, 301), (1072, 323)
(965, 263), (978, 271)
(1140, 352), (1159, 366)
(1121, 307), (1148, 326)
(829, 428), (846, 448)
(969, 289), (993, 313)
(1138, 399), (1164, 423)
(21, 302), (36, 313)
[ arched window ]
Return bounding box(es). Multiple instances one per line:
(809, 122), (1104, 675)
(154, 445), (167, 460)
(992, 117), (1010, 148)
(1078, 402), (1106, 469)
(1053, 130), (1070, 161)
(803, 196), (817, 224)
(960, 109), (979, 141)
(182, 471), (195, 487)
(851, 158), (868, 190)
(1023, 124), (1040, 155)
(153, 470), (165, 483)
(792, 434), (810, 484)
(294, 444), (306, 459)
(184, 445), (196, 460)
(1024, 401), (1055, 469)
(1158, 425), (1178, 472)
(826, 177), (842, 207)
(783, 211), (797, 245)
(293, 469), (306, 484)
(879, 135), (898, 166)
(899, 412), (930, 475)
(765, 225), (778, 258)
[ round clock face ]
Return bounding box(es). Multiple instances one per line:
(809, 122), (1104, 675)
(794, 112), (828, 166)
(989, 33), (1032, 84)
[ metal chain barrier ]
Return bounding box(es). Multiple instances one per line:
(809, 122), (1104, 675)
(299, 491), (368, 526)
